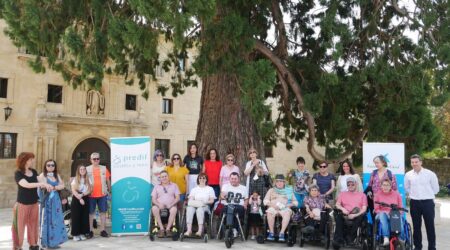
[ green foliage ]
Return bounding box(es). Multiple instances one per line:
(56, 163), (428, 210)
(1, 0), (448, 161)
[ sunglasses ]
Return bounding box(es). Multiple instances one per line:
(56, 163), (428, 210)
(46, 164), (55, 167)
(227, 159), (234, 162)
(92, 158), (100, 161)
(199, 177), (207, 180)
(319, 165), (327, 168)
(173, 157), (180, 160)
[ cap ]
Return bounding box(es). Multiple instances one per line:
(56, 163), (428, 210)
(346, 176), (357, 183)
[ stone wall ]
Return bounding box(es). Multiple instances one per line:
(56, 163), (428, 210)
(424, 158), (450, 185)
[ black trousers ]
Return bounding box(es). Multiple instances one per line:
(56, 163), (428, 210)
(71, 196), (90, 236)
(410, 199), (436, 250)
(333, 213), (364, 244)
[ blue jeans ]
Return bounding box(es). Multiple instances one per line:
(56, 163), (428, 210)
(89, 196), (108, 214)
(294, 193), (306, 208)
(376, 212), (405, 240)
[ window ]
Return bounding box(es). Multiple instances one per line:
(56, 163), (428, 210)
(155, 139), (170, 158)
(47, 84), (63, 103)
(0, 78), (7, 98)
(264, 144), (274, 158)
(162, 99), (173, 114)
(125, 94), (137, 111)
(0, 133), (17, 159)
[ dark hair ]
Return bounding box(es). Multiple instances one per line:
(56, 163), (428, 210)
(230, 172), (240, 178)
(410, 154), (422, 161)
(206, 148), (220, 161)
(160, 170), (169, 176)
(296, 156), (305, 164)
(339, 159), (355, 175)
(16, 152), (35, 173)
(43, 159), (58, 178)
(197, 173), (208, 185)
(170, 153), (183, 166)
(188, 143), (198, 157)
(319, 161), (328, 167)
(373, 155), (387, 167)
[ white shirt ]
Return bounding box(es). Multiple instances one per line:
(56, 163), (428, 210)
(189, 185), (216, 203)
(404, 167), (439, 200)
(221, 184), (248, 206)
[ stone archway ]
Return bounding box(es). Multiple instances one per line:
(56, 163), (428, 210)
(71, 138), (110, 177)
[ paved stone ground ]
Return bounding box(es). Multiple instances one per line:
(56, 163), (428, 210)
(2, 198), (450, 249)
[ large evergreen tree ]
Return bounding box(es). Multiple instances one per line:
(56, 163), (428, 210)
(1, 0), (448, 166)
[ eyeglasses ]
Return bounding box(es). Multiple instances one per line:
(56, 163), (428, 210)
(156, 154), (163, 157)
(92, 158), (100, 161)
(173, 157), (180, 160)
(227, 159), (234, 162)
(46, 164), (55, 167)
(163, 187), (168, 193)
(347, 183), (355, 186)
(319, 165), (327, 168)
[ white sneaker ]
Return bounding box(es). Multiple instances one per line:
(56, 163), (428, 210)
(250, 235), (256, 240)
(73, 235), (81, 241)
(232, 228), (238, 238)
(80, 235), (87, 240)
(383, 237), (389, 246)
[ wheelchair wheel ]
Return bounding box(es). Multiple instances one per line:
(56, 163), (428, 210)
(256, 234), (265, 244)
(287, 226), (296, 247)
(63, 209), (71, 237)
(393, 238), (405, 250)
(324, 219), (332, 249)
(149, 234), (155, 241)
(224, 228), (232, 248)
(299, 230), (305, 247)
(362, 239), (369, 250)
(372, 222), (378, 250)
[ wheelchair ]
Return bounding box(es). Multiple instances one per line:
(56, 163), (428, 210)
(179, 204), (213, 243)
(216, 192), (247, 248)
(256, 206), (298, 246)
(298, 208), (333, 249)
(372, 202), (413, 250)
(149, 207), (180, 241)
(331, 208), (370, 250)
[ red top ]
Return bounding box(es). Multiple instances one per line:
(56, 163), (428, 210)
(374, 190), (403, 214)
(204, 160), (222, 185)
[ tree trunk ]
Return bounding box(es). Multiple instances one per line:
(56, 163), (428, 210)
(195, 73), (264, 171)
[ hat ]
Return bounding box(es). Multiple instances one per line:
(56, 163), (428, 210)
(275, 174), (286, 181)
(346, 176), (357, 183)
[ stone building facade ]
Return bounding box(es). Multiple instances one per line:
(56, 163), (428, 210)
(0, 19), (318, 208)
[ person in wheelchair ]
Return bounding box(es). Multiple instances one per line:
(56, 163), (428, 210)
(374, 178), (404, 246)
(184, 173), (216, 237)
(220, 172), (248, 238)
(151, 171), (180, 237)
(263, 174), (297, 242)
(302, 184), (331, 234)
(333, 176), (368, 248)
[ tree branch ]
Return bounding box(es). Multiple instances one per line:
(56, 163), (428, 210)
(254, 40), (368, 163)
(270, 0), (288, 59)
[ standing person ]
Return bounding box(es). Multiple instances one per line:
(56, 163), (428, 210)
(151, 149), (167, 192)
(366, 155), (398, 218)
(183, 143), (204, 194)
(288, 156), (310, 208)
(335, 159), (363, 199)
(405, 154), (439, 250)
(38, 159), (68, 248)
(165, 153), (189, 208)
(203, 148), (223, 202)
(12, 152), (52, 250)
(219, 154), (240, 188)
(71, 165), (92, 241)
(244, 148), (269, 194)
(312, 162), (336, 203)
(86, 152), (111, 238)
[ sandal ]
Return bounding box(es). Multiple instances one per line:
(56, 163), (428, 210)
(195, 232), (202, 237)
(157, 229), (165, 238)
(184, 231), (192, 237)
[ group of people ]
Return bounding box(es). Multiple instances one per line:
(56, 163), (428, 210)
(12, 143), (439, 250)
(12, 152), (111, 250)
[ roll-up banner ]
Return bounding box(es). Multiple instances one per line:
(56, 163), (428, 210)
(111, 136), (151, 236)
(362, 142), (406, 205)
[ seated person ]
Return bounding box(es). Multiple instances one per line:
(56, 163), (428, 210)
(303, 184), (331, 233)
(151, 171), (180, 237)
(220, 172), (249, 238)
(374, 178), (404, 246)
(263, 174), (298, 242)
(333, 177), (367, 248)
(184, 173), (216, 237)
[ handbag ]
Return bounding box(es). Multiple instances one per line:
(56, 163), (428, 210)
(214, 201), (224, 216)
(188, 199), (204, 208)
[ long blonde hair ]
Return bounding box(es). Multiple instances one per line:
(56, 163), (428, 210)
(73, 165), (92, 193)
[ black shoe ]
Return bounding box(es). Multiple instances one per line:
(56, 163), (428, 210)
(86, 231), (94, 239)
(29, 246), (39, 250)
(93, 219), (98, 229)
(100, 230), (109, 237)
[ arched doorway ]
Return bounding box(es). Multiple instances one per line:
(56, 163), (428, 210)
(71, 138), (110, 177)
